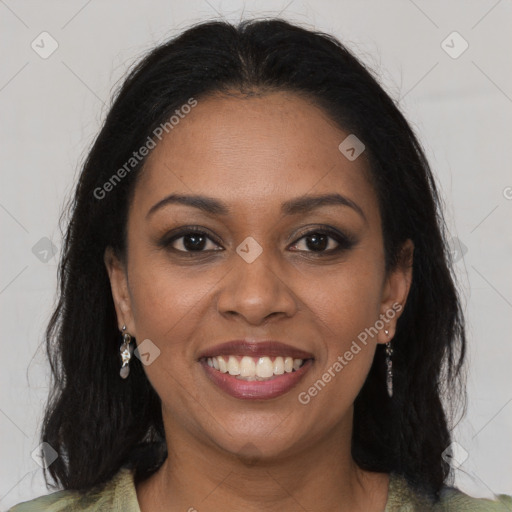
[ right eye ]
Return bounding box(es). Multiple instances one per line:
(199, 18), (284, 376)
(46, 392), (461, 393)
(162, 228), (223, 253)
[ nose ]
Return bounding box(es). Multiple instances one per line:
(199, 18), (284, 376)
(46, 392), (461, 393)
(216, 244), (298, 325)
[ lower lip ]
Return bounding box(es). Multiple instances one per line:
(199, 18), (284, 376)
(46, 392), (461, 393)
(200, 359), (314, 400)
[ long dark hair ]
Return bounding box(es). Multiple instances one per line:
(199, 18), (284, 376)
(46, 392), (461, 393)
(41, 18), (466, 502)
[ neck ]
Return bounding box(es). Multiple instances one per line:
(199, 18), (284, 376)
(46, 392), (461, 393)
(136, 409), (389, 512)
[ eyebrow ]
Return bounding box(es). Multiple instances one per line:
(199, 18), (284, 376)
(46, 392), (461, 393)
(146, 192), (367, 223)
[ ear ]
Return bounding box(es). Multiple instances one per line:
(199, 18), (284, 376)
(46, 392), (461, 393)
(104, 246), (135, 335)
(376, 238), (414, 344)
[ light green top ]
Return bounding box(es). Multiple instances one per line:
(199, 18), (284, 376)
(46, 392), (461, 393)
(8, 467), (512, 511)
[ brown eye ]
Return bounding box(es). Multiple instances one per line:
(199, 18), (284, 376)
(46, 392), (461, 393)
(160, 228), (223, 253)
(289, 228), (356, 254)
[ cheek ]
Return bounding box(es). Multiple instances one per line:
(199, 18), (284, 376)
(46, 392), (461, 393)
(126, 260), (206, 413)
(307, 256), (384, 344)
(293, 262), (383, 430)
(300, 253), (384, 405)
(127, 249), (210, 331)
(126, 256), (203, 361)
(125, 249), (234, 386)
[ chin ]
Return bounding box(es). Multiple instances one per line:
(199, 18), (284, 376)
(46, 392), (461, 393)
(207, 422), (301, 463)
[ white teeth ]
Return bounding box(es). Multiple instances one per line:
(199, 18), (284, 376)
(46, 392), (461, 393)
(240, 356), (256, 377)
(218, 356), (227, 373)
(227, 356), (240, 375)
(273, 356), (285, 375)
(207, 355), (306, 379)
(256, 357), (274, 378)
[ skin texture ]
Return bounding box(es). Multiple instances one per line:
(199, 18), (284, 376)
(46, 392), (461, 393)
(105, 91), (414, 512)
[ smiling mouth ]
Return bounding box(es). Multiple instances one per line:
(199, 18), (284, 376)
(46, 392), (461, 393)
(200, 355), (308, 381)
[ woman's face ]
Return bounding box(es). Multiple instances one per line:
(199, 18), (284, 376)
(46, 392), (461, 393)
(106, 91), (412, 460)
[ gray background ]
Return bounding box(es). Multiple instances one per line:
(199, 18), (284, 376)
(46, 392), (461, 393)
(1, 0), (511, 509)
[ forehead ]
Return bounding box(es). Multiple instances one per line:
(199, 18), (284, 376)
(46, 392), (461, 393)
(132, 91), (378, 221)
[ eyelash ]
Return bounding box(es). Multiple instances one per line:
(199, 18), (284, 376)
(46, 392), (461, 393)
(159, 225), (356, 257)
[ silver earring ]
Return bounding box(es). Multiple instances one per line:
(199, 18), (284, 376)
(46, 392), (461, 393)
(119, 325), (133, 379)
(384, 330), (393, 398)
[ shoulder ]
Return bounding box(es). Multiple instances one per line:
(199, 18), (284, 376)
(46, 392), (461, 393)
(7, 467), (140, 512)
(386, 473), (512, 511)
(437, 485), (512, 511)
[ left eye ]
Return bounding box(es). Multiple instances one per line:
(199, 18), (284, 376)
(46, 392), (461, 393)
(289, 230), (345, 253)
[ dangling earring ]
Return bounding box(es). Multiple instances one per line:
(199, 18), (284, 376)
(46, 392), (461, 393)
(384, 329), (393, 398)
(119, 325), (133, 379)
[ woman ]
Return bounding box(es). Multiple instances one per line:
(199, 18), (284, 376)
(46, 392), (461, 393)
(10, 18), (511, 512)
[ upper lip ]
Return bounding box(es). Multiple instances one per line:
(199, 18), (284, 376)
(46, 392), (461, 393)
(197, 340), (314, 360)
